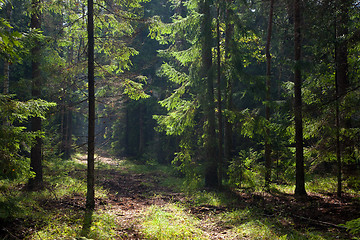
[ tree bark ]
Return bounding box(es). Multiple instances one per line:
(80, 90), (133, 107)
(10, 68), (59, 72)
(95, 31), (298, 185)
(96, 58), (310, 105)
(64, 109), (72, 159)
(294, 0), (306, 196)
(216, 6), (223, 189)
(335, 74), (341, 198)
(86, 0), (95, 210)
(138, 103), (144, 155)
(264, 0), (274, 190)
(28, 0), (43, 190)
(125, 106), (130, 156)
(334, 0), (349, 198)
(224, 0), (234, 164)
(335, 1), (349, 99)
(201, 0), (218, 188)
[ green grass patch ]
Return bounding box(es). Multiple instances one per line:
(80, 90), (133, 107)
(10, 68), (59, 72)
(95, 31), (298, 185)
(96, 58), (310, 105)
(182, 188), (242, 208)
(218, 207), (287, 239)
(31, 209), (119, 240)
(305, 176), (338, 193)
(0, 154), (118, 239)
(270, 183), (295, 194)
(234, 219), (288, 240)
(140, 203), (208, 239)
(190, 190), (233, 207)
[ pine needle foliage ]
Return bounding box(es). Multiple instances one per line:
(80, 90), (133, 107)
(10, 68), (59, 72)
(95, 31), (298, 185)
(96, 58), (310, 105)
(0, 94), (55, 180)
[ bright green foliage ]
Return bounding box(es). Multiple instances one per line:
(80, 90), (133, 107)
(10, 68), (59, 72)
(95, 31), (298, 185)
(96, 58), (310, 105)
(149, 0), (208, 183)
(149, 0), (276, 187)
(46, 0), (150, 99)
(228, 148), (263, 189)
(153, 61), (196, 135)
(0, 94), (55, 179)
(171, 139), (202, 190)
(0, 13), (24, 62)
(122, 77), (150, 100)
(342, 218), (360, 238)
(0, 24), (23, 62)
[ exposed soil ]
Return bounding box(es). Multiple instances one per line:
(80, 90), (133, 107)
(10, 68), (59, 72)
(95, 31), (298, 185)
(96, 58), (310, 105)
(1, 155), (359, 239)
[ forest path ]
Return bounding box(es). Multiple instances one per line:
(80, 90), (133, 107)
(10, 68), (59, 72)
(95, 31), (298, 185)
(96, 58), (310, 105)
(76, 154), (231, 239)
(75, 154), (359, 239)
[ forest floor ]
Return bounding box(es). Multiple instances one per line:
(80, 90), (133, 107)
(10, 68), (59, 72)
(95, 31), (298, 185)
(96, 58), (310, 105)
(1, 153), (359, 239)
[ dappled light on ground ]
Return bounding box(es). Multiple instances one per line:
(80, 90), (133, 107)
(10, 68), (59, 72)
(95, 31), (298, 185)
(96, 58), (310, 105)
(0, 154), (358, 239)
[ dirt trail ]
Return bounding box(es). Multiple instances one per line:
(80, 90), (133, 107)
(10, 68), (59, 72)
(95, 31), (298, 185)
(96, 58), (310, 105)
(98, 170), (183, 239)
(78, 155), (183, 239)
(88, 155), (232, 239)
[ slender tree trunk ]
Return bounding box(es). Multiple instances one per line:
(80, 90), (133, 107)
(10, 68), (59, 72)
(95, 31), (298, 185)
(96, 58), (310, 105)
(264, 0), (274, 191)
(125, 106), (130, 155)
(138, 103), (144, 155)
(224, 0), (234, 164)
(86, 0), (95, 210)
(335, 74), (342, 198)
(334, 0), (349, 198)
(64, 109), (72, 159)
(336, 1), (349, 99)
(201, 0), (218, 188)
(60, 103), (65, 155)
(28, 0), (43, 190)
(216, 6), (223, 189)
(294, 0), (306, 196)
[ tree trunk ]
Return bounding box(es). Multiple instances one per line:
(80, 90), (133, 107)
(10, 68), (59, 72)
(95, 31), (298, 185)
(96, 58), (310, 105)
(335, 1), (349, 99)
(60, 103), (65, 155)
(294, 0), (306, 196)
(125, 106), (130, 156)
(264, 0), (274, 191)
(216, 6), (223, 189)
(28, 0), (43, 190)
(224, 0), (234, 164)
(138, 103), (144, 155)
(335, 76), (341, 198)
(334, 0), (349, 198)
(201, 0), (218, 188)
(64, 109), (72, 159)
(86, 0), (95, 210)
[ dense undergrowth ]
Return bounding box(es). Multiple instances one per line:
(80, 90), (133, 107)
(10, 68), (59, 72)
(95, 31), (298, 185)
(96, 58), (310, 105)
(0, 153), (359, 239)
